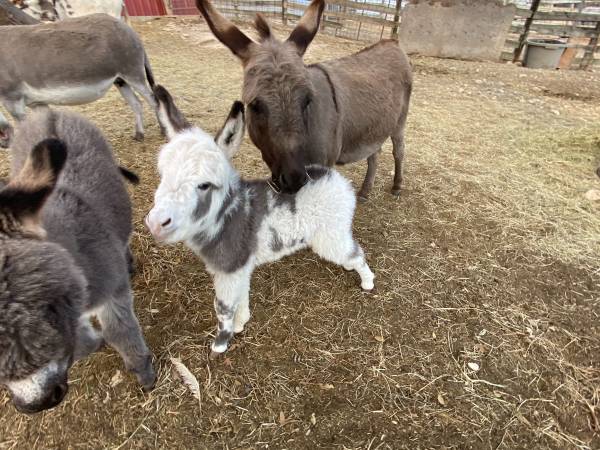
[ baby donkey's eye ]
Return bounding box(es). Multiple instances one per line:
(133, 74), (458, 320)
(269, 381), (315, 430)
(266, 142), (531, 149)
(197, 183), (212, 191)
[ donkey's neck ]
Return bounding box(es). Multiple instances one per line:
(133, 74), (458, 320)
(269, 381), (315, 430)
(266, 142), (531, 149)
(189, 178), (269, 274)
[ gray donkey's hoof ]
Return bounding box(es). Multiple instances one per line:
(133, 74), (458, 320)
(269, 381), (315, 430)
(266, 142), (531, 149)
(133, 131), (145, 142)
(131, 355), (156, 391)
(0, 124), (13, 149)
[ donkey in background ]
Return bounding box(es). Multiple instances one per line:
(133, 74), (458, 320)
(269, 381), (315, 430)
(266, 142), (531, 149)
(10, 0), (129, 23)
(0, 109), (155, 414)
(195, 0), (412, 200)
(0, 14), (160, 148)
(146, 86), (374, 355)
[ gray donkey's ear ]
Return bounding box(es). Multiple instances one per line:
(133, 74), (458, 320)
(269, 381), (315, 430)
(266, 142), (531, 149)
(153, 85), (192, 140)
(0, 138), (67, 237)
(215, 101), (245, 159)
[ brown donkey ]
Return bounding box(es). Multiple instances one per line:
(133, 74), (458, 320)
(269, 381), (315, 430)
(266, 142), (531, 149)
(195, 0), (412, 199)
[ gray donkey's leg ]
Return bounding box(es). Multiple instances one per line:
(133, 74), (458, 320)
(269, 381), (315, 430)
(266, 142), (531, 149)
(358, 151), (380, 202)
(98, 284), (155, 390)
(211, 266), (252, 356)
(115, 80), (145, 141)
(3, 97), (26, 121)
(74, 314), (104, 360)
(121, 76), (166, 136)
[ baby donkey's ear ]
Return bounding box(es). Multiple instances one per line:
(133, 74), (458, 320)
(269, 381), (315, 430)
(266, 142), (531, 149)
(153, 85), (192, 141)
(0, 139), (67, 237)
(215, 101), (245, 159)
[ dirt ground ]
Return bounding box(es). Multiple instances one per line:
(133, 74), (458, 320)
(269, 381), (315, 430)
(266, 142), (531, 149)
(1, 16), (600, 450)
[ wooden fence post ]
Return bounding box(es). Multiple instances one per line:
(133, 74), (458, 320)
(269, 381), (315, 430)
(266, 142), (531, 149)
(391, 0), (401, 39)
(162, 0), (173, 15)
(581, 20), (600, 69)
(0, 0), (40, 25)
(512, 0), (541, 63)
(281, 0), (287, 25)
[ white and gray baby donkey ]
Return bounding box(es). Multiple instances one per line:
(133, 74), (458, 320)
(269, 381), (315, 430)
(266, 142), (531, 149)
(146, 86), (375, 356)
(0, 110), (155, 414)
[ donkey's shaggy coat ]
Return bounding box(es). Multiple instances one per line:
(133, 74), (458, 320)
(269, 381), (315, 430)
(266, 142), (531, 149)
(146, 86), (374, 355)
(0, 110), (155, 414)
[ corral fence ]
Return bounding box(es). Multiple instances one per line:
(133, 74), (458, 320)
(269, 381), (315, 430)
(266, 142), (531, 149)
(6, 0), (597, 68)
(162, 0), (600, 69)
(166, 0), (403, 42)
(503, 0), (600, 69)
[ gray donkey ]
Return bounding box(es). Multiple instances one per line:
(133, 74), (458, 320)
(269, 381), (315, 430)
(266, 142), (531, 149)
(0, 14), (160, 148)
(0, 109), (155, 414)
(195, 0), (413, 199)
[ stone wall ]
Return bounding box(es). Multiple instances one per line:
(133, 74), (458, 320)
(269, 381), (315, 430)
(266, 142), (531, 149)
(398, 0), (516, 61)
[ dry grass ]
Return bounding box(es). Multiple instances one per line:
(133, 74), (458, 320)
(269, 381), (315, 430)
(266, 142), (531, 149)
(1, 17), (600, 449)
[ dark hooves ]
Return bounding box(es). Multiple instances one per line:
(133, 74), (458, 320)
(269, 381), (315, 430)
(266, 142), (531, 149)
(357, 195), (369, 203)
(142, 377), (157, 392)
(0, 124), (13, 149)
(391, 188), (401, 197)
(134, 355), (156, 392)
(133, 132), (145, 142)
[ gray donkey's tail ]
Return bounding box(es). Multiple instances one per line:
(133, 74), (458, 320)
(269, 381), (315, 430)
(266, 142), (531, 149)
(144, 51), (156, 88)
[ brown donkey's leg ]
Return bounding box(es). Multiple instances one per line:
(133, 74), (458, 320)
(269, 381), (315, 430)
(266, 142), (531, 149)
(391, 129), (405, 196)
(391, 92), (410, 196)
(357, 151), (379, 202)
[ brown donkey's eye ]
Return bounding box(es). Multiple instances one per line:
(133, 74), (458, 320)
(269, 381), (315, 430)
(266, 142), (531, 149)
(249, 99), (263, 114)
(302, 96), (311, 111)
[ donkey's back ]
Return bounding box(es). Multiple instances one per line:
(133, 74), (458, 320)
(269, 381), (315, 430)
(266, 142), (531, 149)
(9, 110), (132, 293)
(0, 14), (160, 145)
(0, 15), (142, 88)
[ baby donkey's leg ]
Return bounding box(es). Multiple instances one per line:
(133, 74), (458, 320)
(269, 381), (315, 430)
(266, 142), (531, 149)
(344, 241), (375, 291)
(311, 230), (375, 291)
(233, 287), (250, 334)
(211, 267), (252, 355)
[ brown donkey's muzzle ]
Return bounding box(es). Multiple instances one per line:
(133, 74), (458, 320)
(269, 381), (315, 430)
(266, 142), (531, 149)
(277, 169), (309, 194)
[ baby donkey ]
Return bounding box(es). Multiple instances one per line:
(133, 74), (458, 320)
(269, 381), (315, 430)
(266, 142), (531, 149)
(146, 86), (375, 356)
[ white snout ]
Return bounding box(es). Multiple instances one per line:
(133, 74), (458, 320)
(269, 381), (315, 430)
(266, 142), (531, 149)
(146, 207), (177, 242)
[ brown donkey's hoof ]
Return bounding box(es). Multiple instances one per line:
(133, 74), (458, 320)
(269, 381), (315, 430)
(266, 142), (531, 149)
(357, 195), (369, 203)
(391, 188), (401, 197)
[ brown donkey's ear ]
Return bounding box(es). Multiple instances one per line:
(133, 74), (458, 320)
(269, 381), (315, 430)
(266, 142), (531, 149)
(153, 85), (192, 140)
(0, 139), (67, 236)
(287, 0), (325, 56)
(254, 14), (272, 42)
(196, 0), (255, 62)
